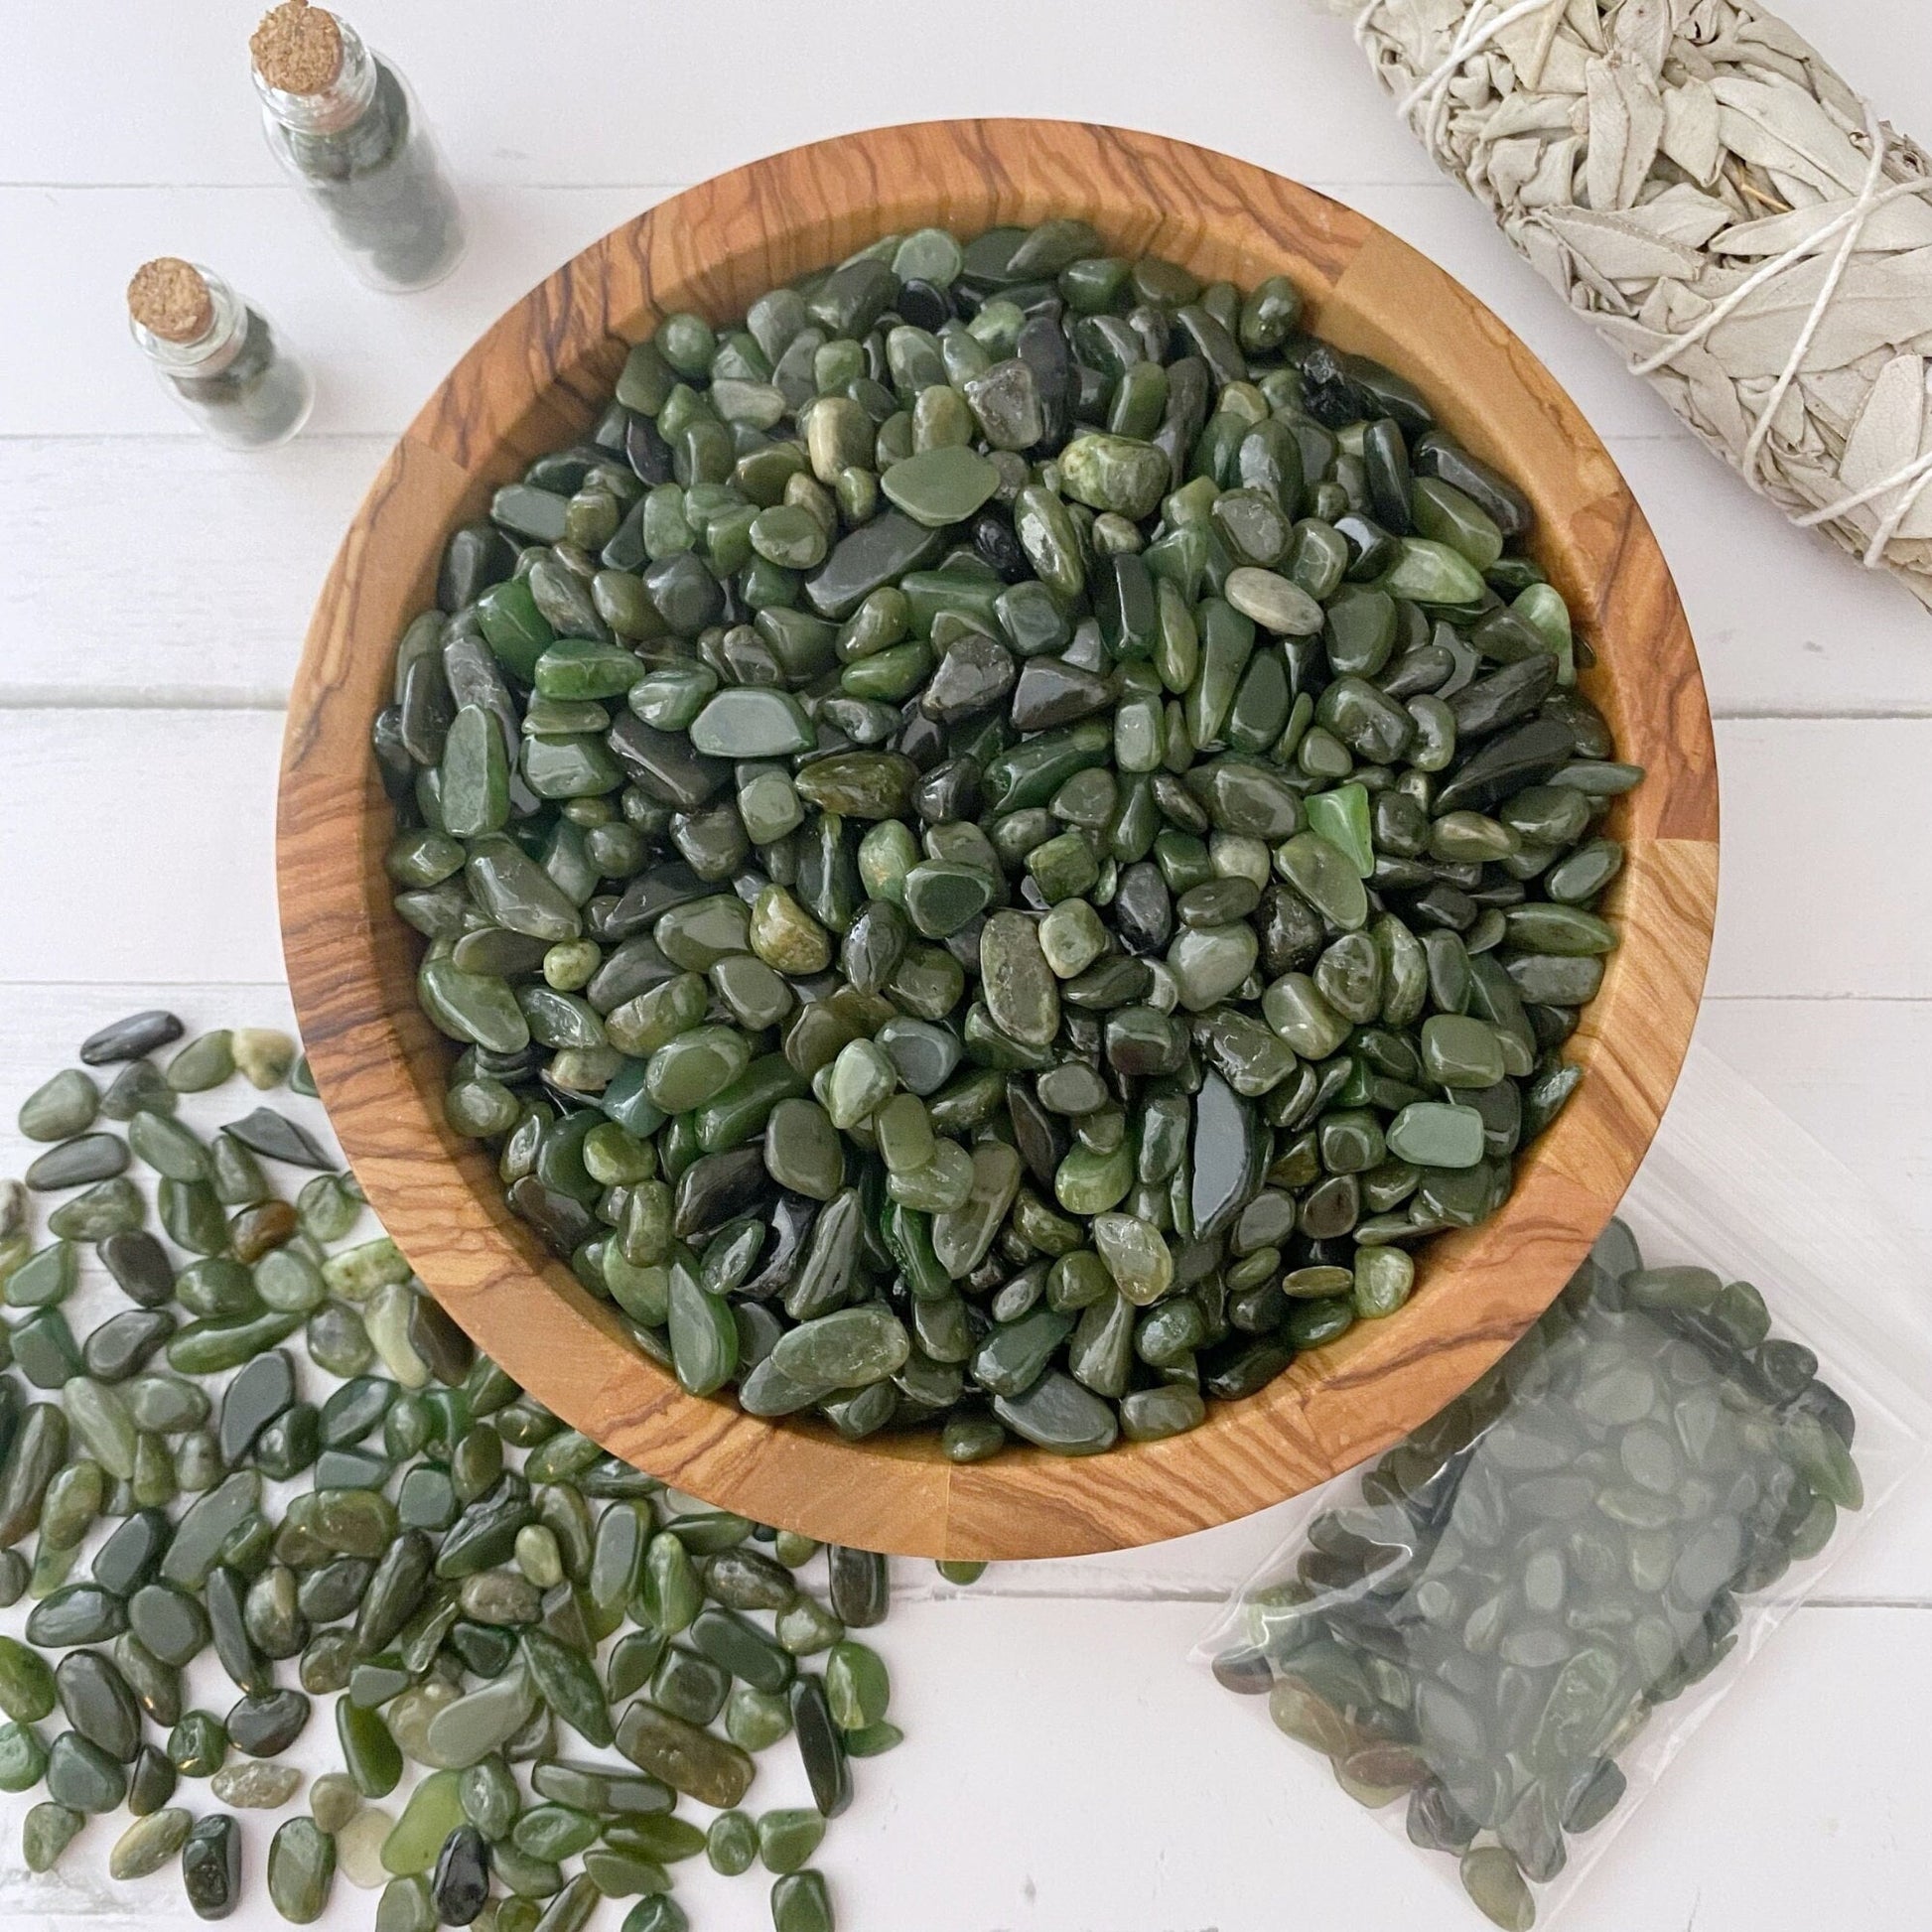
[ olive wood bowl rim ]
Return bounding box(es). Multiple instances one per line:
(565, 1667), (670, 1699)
(277, 116), (1719, 1560)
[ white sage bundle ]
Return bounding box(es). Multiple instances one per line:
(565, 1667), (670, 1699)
(1333, 0), (1932, 611)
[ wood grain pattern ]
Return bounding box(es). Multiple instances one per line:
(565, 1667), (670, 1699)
(278, 118), (1718, 1560)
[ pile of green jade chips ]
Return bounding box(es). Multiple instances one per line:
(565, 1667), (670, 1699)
(376, 217), (1641, 1458)
(1, 1009), (939, 1932)
(1211, 1220), (1863, 1930)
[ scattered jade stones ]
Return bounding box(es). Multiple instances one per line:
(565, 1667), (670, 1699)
(3, 1011), (926, 1932)
(380, 219), (1635, 1456)
(1211, 1220), (1863, 1929)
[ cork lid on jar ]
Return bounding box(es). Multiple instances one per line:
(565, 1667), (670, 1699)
(126, 258), (214, 345)
(249, 0), (345, 94)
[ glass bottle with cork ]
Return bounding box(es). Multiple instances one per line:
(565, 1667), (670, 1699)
(126, 258), (314, 451)
(249, 0), (465, 293)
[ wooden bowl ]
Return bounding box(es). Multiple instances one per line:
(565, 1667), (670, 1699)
(279, 118), (1718, 1560)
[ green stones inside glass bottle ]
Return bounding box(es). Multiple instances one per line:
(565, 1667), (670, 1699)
(125, 258), (313, 452)
(250, 2), (465, 293)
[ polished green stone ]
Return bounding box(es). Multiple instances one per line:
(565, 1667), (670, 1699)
(615, 1703), (754, 1809)
(768, 1870), (834, 1932)
(45, 1729), (127, 1812)
(978, 912), (1059, 1047)
(1276, 831), (1370, 931)
(882, 1139), (974, 1213)
(1091, 1212), (1173, 1306)
(756, 1807), (826, 1876)
(750, 888), (833, 976)
(645, 1028), (751, 1115)
(22, 1799), (84, 1872)
(899, 864), (993, 939)
(1420, 1015), (1506, 1088)
(54, 1649), (140, 1761)
(666, 1266), (738, 1399)
(822, 1041), (896, 1132)
(422, 1669), (537, 1771)
(1223, 567), (1323, 636)
(6, 1241), (76, 1310)
(880, 447), (1001, 528)
(689, 690), (815, 759)
(211, 1757), (302, 1808)
(109, 1804), (194, 1879)
(992, 1370), (1118, 1455)
(823, 1640), (890, 1731)
(1383, 537), (1486, 607)
(0, 1637), (56, 1724)
(1058, 433), (1169, 521)
(1304, 784), (1374, 879)
(792, 752), (916, 820)
(1387, 1101), (1485, 1169)
(19, 1070), (100, 1143)
(761, 1099), (844, 1201)
(651, 897), (751, 973)
(1168, 923), (1259, 1013)
(1460, 1846), (1535, 1931)
(126, 1107), (211, 1181)
(931, 1142), (1022, 1279)
(870, 1093), (931, 1176)
(773, 1309), (909, 1391)
(0, 1719), (47, 1791)
(24, 1128), (128, 1189)
(1036, 899), (1106, 979)
(267, 1816), (337, 1924)
(382, 1769), (466, 1876)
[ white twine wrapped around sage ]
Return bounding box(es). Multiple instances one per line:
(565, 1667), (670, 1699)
(1332, 0), (1932, 611)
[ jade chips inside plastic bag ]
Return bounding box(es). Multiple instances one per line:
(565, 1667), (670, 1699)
(1194, 1048), (1932, 1928)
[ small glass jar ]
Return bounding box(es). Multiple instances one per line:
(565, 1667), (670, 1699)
(126, 260), (314, 452)
(251, 6), (465, 293)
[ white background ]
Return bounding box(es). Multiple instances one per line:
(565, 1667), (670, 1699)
(2, 3), (1931, 1928)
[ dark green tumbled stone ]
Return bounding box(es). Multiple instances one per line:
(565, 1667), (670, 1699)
(45, 1729), (128, 1812)
(182, 1812), (243, 1919)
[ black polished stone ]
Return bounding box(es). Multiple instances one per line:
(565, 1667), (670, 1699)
(1111, 862), (1173, 956)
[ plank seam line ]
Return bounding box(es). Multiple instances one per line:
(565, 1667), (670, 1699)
(882, 1584), (1932, 1608)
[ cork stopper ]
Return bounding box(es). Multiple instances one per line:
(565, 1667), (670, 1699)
(126, 258), (214, 345)
(249, 0), (344, 93)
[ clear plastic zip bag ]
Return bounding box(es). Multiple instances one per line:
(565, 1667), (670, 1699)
(1191, 1043), (1932, 1928)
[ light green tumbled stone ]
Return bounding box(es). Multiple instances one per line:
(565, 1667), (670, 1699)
(1057, 434), (1171, 522)
(1037, 899), (1107, 979)
(644, 1029), (752, 1114)
(109, 1805), (194, 1879)
(884, 1139), (975, 1213)
(873, 1094), (934, 1174)
(1091, 1212), (1173, 1307)
(1420, 1015), (1506, 1089)
(822, 1041), (896, 1132)
(380, 1770), (465, 1876)
(1386, 1102), (1485, 1170)
(1275, 831), (1369, 931)
(1054, 1145), (1133, 1217)
(19, 1070), (99, 1143)
(880, 447), (1001, 528)
(1167, 924), (1259, 1013)
(738, 769), (804, 844)
(688, 691), (815, 759)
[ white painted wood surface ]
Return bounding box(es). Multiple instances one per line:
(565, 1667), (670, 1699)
(3, 3), (1930, 1927)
